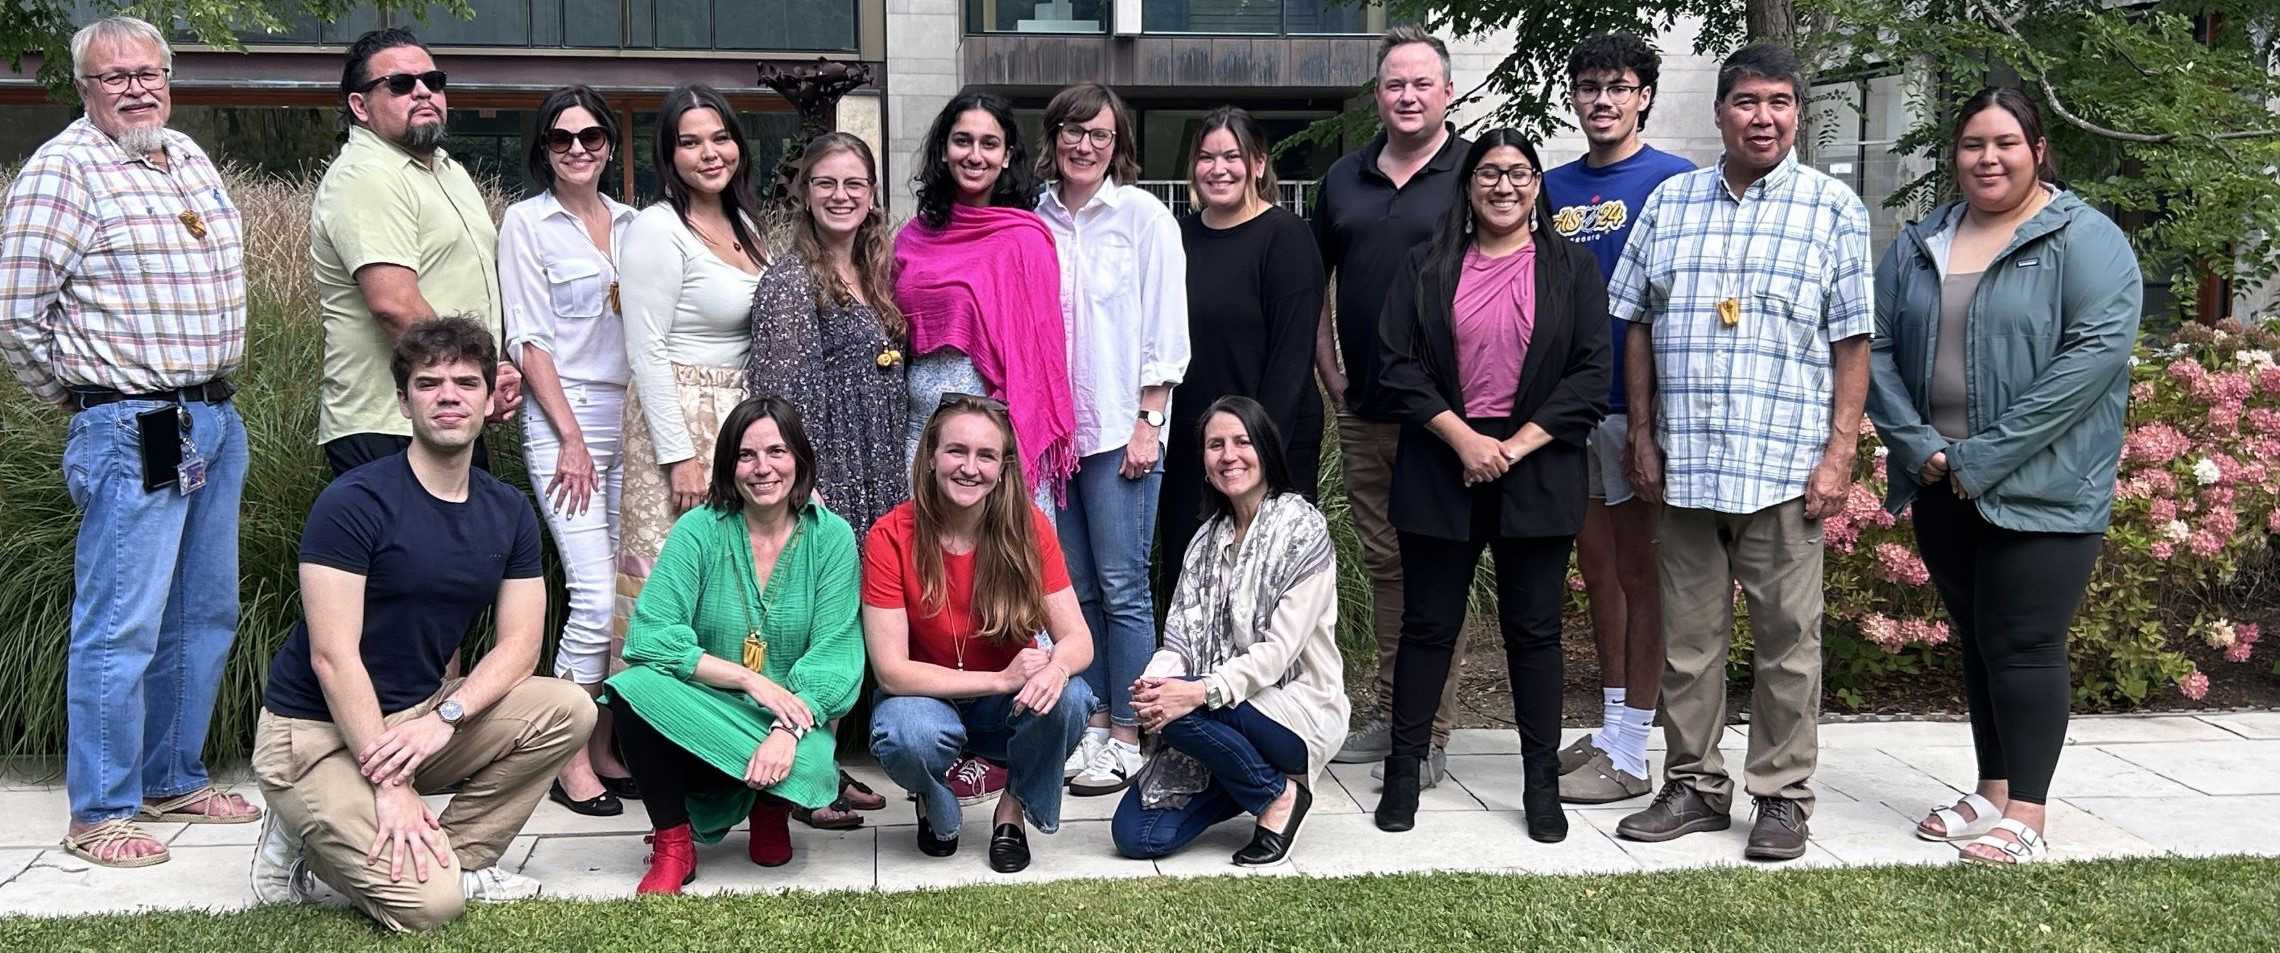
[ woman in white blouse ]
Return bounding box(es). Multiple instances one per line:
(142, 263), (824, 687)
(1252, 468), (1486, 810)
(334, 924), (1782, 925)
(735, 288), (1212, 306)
(1032, 83), (1191, 797)
(614, 83), (768, 644)
(500, 85), (642, 816)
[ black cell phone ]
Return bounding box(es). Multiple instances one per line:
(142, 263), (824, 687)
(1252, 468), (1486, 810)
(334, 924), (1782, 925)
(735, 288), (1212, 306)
(136, 405), (183, 492)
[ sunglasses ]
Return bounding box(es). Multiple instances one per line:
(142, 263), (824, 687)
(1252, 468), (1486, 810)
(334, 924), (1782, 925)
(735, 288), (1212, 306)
(546, 126), (610, 154)
(936, 391), (1007, 413)
(360, 70), (447, 96)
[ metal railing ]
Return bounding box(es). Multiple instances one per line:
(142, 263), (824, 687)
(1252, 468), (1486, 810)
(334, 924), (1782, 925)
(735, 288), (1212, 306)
(1135, 179), (1315, 219)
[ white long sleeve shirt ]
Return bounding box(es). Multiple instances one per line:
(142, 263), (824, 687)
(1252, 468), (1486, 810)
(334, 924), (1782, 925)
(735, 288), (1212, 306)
(498, 190), (637, 389)
(1037, 181), (1191, 456)
(619, 203), (760, 464)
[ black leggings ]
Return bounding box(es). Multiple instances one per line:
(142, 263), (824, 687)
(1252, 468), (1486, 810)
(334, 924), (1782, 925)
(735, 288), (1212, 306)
(608, 696), (752, 830)
(1911, 482), (2103, 805)
(1389, 527), (1571, 768)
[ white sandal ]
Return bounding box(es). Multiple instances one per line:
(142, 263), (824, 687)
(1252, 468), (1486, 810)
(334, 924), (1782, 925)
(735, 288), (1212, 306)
(1960, 817), (2046, 865)
(1916, 793), (2001, 842)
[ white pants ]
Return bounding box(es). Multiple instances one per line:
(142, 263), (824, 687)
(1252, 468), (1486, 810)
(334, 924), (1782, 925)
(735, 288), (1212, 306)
(522, 382), (626, 685)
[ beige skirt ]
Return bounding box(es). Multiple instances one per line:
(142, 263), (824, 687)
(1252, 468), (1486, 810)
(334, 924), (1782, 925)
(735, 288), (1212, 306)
(614, 363), (747, 642)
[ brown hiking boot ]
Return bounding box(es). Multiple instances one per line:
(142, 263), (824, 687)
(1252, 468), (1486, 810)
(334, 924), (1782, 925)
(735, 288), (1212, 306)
(1615, 781), (1731, 842)
(1745, 797), (1811, 861)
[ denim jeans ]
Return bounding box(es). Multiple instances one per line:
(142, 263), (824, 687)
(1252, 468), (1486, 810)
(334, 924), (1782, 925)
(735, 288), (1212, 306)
(521, 383), (626, 684)
(868, 680), (1095, 840)
(62, 398), (248, 823)
(1057, 447), (1162, 728)
(1111, 698), (1306, 859)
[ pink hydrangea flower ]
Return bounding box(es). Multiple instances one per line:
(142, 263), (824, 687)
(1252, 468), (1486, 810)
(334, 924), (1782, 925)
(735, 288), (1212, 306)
(2122, 423), (2192, 466)
(2188, 530), (2226, 559)
(2268, 509), (2280, 534)
(2130, 380), (2157, 403)
(2151, 541), (2176, 560)
(2258, 366), (2280, 394)
(2167, 358), (2208, 386)
(1823, 514), (1860, 553)
(1860, 613), (1902, 651)
(2227, 642), (2256, 664)
(2178, 670), (2209, 701)
(2248, 408), (2280, 436)
(2149, 499), (2179, 524)
(1873, 542), (1931, 586)
(1899, 619), (1951, 647)
(1567, 573), (1586, 592)
(2210, 401), (2243, 434)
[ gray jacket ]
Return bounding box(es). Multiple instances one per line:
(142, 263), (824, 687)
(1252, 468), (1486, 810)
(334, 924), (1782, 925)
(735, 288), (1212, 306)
(1867, 190), (2142, 533)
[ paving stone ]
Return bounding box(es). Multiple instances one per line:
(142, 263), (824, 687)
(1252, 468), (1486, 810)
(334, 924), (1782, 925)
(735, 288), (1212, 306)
(1812, 747), (1963, 810)
(1325, 762), (1487, 814)
(874, 818), (1150, 892)
(1797, 801), (1957, 867)
(1287, 811), (1639, 877)
(0, 789), (185, 849)
(1575, 807), (1847, 871)
(2064, 715), (2241, 745)
(2036, 800), (2164, 861)
(0, 844), (254, 917)
(1883, 744), (2200, 799)
(518, 826), (877, 901)
(0, 849), (39, 885)
(2199, 712), (2280, 739)
(2095, 740), (2280, 796)
(1146, 823), (1306, 881)
(2066, 795), (2280, 857)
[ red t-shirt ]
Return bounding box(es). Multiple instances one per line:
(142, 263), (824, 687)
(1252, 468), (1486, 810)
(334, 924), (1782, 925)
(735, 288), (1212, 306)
(860, 500), (1070, 672)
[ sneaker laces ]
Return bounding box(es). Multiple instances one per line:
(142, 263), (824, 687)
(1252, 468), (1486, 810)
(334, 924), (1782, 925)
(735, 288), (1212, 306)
(950, 758), (994, 788)
(1081, 740), (1128, 779)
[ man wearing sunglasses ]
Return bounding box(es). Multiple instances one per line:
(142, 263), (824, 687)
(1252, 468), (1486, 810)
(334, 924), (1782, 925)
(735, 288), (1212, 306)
(311, 27), (520, 477)
(2, 16), (260, 867)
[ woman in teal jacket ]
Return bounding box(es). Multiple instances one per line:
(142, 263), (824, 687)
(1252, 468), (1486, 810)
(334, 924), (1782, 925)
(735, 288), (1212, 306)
(1866, 88), (2141, 867)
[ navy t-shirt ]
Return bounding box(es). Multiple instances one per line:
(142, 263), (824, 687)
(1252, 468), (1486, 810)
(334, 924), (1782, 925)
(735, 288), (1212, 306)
(263, 452), (544, 720)
(1543, 145), (1695, 413)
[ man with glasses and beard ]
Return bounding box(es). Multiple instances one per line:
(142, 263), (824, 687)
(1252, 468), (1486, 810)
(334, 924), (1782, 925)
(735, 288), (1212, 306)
(312, 28), (521, 476)
(1, 15), (261, 868)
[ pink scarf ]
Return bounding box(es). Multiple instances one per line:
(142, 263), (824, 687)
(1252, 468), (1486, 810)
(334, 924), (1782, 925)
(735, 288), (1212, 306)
(893, 204), (1078, 494)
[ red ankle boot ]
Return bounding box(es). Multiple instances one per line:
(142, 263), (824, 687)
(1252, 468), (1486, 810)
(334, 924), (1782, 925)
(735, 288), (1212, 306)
(749, 799), (795, 867)
(638, 823), (697, 894)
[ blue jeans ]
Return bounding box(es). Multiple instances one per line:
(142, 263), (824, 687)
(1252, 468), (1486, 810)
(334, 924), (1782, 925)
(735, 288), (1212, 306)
(1057, 447), (1161, 728)
(1111, 698), (1306, 859)
(62, 399), (248, 823)
(869, 680), (1095, 840)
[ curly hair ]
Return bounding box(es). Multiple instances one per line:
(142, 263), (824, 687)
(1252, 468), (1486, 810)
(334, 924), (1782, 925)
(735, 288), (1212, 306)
(912, 89), (1039, 230)
(1567, 33), (1663, 129)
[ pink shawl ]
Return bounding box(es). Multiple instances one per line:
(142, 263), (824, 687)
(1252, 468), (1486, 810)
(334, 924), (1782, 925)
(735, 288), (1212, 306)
(893, 204), (1078, 495)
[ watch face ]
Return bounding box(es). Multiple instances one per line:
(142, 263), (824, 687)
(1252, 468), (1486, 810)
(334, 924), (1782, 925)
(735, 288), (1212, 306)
(438, 701), (463, 723)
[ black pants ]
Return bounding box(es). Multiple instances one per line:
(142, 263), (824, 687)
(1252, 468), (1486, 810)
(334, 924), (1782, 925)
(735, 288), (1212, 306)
(608, 696), (747, 830)
(1389, 525), (1572, 767)
(1911, 482), (2103, 804)
(325, 432), (490, 477)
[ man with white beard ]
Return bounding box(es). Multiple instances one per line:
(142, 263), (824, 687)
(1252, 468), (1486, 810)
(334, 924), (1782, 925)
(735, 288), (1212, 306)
(0, 15), (260, 868)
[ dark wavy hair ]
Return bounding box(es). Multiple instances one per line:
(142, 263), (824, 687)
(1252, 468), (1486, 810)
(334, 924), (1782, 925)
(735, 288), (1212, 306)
(1416, 129), (1557, 311)
(524, 84), (619, 194)
(1953, 86), (2057, 182)
(655, 84), (764, 267)
(912, 88), (1039, 230)
(707, 395), (818, 515)
(1566, 32), (1662, 130)
(390, 314), (498, 394)
(1196, 396), (1297, 526)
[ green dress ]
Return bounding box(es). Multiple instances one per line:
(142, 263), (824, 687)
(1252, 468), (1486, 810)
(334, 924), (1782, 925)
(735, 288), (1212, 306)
(603, 501), (865, 842)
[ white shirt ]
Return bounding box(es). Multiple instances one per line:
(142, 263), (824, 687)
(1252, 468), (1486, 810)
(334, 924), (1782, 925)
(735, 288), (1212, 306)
(499, 190), (637, 389)
(621, 203), (762, 464)
(1037, 181), (1191, 456)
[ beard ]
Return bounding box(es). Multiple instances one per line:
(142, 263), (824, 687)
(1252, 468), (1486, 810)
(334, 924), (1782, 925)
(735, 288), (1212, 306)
(401, 119), (446, 154)
(112, 124), (168, 158)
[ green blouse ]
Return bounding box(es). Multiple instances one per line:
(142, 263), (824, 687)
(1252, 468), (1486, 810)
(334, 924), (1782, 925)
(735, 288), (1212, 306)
(604, 501), (865, 841)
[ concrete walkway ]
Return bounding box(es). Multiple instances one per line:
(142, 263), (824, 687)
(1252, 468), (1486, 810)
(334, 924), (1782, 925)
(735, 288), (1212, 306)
(4, 713), (2277, 918)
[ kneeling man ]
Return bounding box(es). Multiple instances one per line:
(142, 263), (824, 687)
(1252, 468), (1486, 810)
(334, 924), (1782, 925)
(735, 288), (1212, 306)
(249, 316), (594, 930)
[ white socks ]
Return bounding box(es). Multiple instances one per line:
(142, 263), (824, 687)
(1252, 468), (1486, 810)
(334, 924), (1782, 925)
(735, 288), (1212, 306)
(1607, 706), (1655, 778)
(1591, 688), (1627, 753)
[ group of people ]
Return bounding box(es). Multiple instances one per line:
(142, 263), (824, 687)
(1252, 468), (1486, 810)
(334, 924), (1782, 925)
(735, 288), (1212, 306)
(0, 10), (2142, 935)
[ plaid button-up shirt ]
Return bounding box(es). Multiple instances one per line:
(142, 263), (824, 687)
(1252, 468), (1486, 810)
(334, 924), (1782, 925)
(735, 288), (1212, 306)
(1608, 153), (1874, 514)
(0, 118), (246, 404)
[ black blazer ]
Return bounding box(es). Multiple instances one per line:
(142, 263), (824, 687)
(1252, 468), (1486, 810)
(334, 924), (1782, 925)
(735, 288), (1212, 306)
(1375, 234), (1611, 541)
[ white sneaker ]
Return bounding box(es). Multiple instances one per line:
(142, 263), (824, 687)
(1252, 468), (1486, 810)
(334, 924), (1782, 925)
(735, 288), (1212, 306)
(249, 812), (346, 908)
(1065, 726), (1109, 781)
(1068, 738), (1144, 797)
(461, 865), (543, 903)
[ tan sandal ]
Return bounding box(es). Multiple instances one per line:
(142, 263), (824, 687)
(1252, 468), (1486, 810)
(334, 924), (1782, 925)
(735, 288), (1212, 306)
(138, 786), (263, 825)
(61, 818), (171, 868)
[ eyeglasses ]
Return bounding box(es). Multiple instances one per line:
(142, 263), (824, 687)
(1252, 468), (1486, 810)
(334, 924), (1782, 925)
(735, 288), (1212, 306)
(1473, 164), (1541, 187)
(82, 68), (171, 92)
(545, 126), (609, 154)
(808, 176), (873, 196)
(360, 70), (447, 96)
(1056, 124), (1116, 148)
(1570, 82), (1642, 104)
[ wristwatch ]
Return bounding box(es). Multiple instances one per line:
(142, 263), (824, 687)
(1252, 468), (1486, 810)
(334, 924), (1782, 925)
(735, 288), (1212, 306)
(772, 721), (809, 740)
(435, 699), (465, 728)
(1138, 408), (1166, 428)
(1204, 681), (1228, 710)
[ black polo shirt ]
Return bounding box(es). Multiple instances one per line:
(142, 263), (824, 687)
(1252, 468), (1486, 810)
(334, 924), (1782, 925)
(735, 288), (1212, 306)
(1312, 125), (1469, 420)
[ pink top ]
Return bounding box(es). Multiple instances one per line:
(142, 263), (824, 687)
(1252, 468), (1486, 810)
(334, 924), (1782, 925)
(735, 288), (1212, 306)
(1452, 242), (1537, 418)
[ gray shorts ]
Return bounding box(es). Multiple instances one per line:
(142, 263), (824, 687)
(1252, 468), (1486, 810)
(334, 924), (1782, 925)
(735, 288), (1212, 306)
(1586, 413), (1635, 506)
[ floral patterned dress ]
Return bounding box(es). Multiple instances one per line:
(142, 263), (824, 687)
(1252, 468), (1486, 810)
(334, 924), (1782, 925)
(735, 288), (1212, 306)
(746, 256), (909, 541)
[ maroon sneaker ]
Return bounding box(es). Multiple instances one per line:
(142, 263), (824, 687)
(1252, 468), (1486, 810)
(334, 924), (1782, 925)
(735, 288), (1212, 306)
(946, 756), (1007, 805)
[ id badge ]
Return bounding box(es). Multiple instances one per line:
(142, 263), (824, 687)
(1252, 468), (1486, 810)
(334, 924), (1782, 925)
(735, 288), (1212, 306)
(176, 433), (207, 496)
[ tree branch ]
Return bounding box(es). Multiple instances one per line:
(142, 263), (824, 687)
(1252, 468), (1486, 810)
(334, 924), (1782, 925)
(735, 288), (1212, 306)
(1969, 0), (2280, 144)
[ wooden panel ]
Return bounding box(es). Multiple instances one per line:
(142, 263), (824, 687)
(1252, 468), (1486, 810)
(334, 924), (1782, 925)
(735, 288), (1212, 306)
(960, 34), (1374, 92)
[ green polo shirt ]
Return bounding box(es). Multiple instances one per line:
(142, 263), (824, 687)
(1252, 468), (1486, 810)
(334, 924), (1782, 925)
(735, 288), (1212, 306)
(310, 125), (502, 444)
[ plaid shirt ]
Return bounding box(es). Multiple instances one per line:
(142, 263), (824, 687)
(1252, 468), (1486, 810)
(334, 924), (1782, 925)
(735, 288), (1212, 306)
(0, 118), (246, 404)
(1608, 153), (1874, 514)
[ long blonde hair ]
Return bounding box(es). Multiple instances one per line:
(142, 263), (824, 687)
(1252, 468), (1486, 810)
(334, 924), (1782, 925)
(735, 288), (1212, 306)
(910, 396), (1048, 644)
(792, 132), (906, 343)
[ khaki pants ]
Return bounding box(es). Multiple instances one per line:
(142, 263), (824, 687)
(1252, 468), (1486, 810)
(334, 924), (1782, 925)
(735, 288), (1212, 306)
(251, 677), (595, 932)
(1339, 413), (1465, 746)
(1656, 500), (1823, 811)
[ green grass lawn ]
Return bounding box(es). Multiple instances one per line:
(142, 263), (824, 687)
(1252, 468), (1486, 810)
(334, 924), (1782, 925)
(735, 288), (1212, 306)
(4, 858), (2275, 952)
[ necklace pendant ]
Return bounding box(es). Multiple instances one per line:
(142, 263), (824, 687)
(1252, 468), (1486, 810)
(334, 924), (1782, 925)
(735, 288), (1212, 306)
(742, 629), (767, 673)
(1717, 297), (1741, 328)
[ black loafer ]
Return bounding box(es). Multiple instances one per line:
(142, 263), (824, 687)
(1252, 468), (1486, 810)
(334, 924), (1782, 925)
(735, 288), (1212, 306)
(988, 823), (1030, 873)
(548, 780), (624, 817)
(917, 815), (959, 857)
(1233, 783), (1312, 866)
(598, 774), (643, 801)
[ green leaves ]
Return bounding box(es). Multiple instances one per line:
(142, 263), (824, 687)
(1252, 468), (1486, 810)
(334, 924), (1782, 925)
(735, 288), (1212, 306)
(3, 1), (475, 99)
